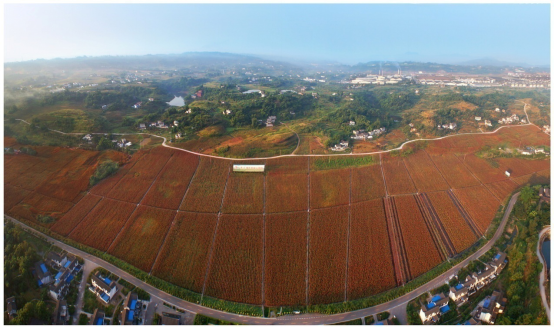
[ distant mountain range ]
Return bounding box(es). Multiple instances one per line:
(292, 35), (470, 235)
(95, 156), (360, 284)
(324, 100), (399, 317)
(4, 52), (549, 75)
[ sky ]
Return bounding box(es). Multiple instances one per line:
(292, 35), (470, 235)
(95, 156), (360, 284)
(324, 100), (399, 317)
(4, 4), (551, 65)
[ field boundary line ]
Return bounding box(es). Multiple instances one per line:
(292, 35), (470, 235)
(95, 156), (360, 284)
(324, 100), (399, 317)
(423, 150), (453, 190)
(200, 163), (232, 302)
(305, 157), (311, 305)
(261, 164), (267, 311)
(379, 154), (389, 197)
(344, 168), (353, 301)
(400, 157), (418, 193)
(453, 153), (503, 204)
(105, 152), (174, 253)
(149, 155), (202, 280)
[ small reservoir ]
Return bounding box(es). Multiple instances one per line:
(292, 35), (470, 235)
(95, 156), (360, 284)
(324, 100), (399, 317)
(167, 96), (185, 107)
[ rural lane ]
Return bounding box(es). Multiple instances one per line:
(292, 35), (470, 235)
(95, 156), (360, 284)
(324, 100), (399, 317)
(4, 192), (519, 325)
(537, 225), (551, 323)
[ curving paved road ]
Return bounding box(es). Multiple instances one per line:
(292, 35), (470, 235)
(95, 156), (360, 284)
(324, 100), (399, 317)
(537, 226), (551, 323)
(4, 191), (520, 324)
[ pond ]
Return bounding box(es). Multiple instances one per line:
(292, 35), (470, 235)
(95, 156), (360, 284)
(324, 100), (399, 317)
(167, 96), (185, 107)
(542, 238), (550, 270)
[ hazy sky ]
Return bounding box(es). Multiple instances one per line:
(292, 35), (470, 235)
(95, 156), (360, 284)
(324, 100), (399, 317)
(4, 4), (551, 65)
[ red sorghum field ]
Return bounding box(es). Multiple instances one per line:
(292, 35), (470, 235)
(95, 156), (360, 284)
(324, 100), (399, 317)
(351, 164), (386, 202)
(403, 150), (450, 192)
(426, 191), (478, 253)
(204, 214), (263, 305)
(151, 212), (218, 292)
(427, 153), (480, 189)
(393, 195), (442, 278)
(381, 155), (417, 195)
(266, 173), (308, 213)
(51, 193), (103, 236)
(308, 206), (349, 305)
(347, 199), (396, 300)
(265, 212), (308, 306)
(221, 172), (265, 214)
(309, 169), (350, 209)
(453, 185), (500, 234)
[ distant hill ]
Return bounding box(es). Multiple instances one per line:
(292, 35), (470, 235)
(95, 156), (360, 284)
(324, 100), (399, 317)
(457, 57), (549, 69)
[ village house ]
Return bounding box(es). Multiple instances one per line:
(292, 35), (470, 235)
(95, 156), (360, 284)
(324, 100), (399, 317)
(477, 291), (506, 324)
(101, 105), (108, 110)
(49, 269), (73, 300)
(223, 109), (232, 115)
(175, 133), (182, 139)
(148, 98), (154, 102)
(349, 120), (356, 126)
(132, 102), (142, 109)
(495, 108), (501, 112)
(185, 109), (192, 114)
(505, 170), (511, 177)
(462, 318), (482, 325)
(488, 251), (507, 273)
(196, 90), (203, 98)
(82, 134), (93, 142)
(121, 292), (142, 325)
(475, 116), (482, 121)
(173, 120), (179, 127)
(34, 261), (52, 286)
(543, 125), (550, 134)
(47, 251), (68, 268)
(484, 120), (492, 127)
(90, 272), (118, 304)
(117, 139), (132, 148)
(90, 309), (105, 325)
(449, 283), (469, 305)
(419, 293), (450, 324)
(266, 116), (277, 127)
(139, 123), (146, 130)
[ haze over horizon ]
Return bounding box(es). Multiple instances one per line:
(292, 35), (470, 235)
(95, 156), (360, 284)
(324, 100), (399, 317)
(4, 4), (551, 66)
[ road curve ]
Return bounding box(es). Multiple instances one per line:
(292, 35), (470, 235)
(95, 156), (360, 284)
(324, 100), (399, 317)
(537, 226), (551, 323)
(14, 102), (546, 161)
(3, 192), (519, 324)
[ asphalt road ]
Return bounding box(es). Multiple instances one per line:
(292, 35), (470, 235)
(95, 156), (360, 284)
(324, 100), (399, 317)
(4, 192), (519, 325)
(537, 225), (551, 323)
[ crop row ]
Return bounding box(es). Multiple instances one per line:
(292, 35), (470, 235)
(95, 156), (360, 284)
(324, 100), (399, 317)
(403, 150), (450, 192)
(381, 155), (417, 195)
(453, 185), (500, 234)
(427, 153), (480, 189)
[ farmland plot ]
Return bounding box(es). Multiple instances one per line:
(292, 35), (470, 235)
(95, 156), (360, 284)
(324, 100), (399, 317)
(393, 195), (443, 278)
(513, 169), (551, 187)
(458, 154), (506, 184)
(151, 212), (218, 292)
(69, 198), (137, 251)
(108, 205), (176, 272)
(351, 165), (386, 203)
(4, 184), (31, 211)
(51, 194), (102, 236)
(107, 149), (173, 203)
(9, 192), (74, 224)
(204, 214), (263, 305)
(141, 151), (200, 209)
(89, 150), (146, 196)
(426, 191), (478, 253)
(308, 206), (349, 305)
(266, 173), (308, 213)
(495, 157), (550, 178)
(221, 172), (265, 214)
(453, 186), (500, 234)
(428, 153), (480, 189)
(347, 200), (396, 300)
(485, 180), (518, 202)
(309, 169), (350, 209)
(381, 156), (417, 195)
(266, 157), (309, 175)
(180, 158), (231, 213)
(265, 212), (308, 306)
(403, 150), (450, 192)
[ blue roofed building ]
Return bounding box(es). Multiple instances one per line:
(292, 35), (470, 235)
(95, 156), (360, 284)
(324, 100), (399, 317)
(89, 309), (105, 325)
(419, 292), (449, 325)
(449, 282), (469, 305)
(121, 292), (142, 325)
(91, 271), (118, 304)
(478, 291), (506, 324)
(33, 261), (52, 285)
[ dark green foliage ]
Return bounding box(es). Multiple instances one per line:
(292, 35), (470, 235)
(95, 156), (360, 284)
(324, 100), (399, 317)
(9, 300), (52, 325)
(90, 160), (119, 186)
(134, 287), (151, 301)
(78, 313), (89, 325)
(36, 214), (55, 224)
(365, 315), (375, 325)
(377, 311), (390, 321)
(96, 136), (114, 151)
(406, 299), (423, 325)
(431, 284), (450, 296)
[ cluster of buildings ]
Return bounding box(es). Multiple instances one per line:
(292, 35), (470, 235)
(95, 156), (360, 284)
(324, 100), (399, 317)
(350, 74), (404, 85)
(34, 251), (81, 301)
(351, 127), (386, 140)
(190, 90), (203, 99)
(437, 122), (458, 130)
(419, 251), (507, 325)
(474, 117), (492, 127)
(498, 113), (523, 125)
(543, 125), (550, 134)
(472, 291), (507, 324)
(265, 116), (277, 127)
(132, 102), (142, 109)
(115, 138), (132, 148)
(518, 146), (547, 156)
(330, 140), (350, 152)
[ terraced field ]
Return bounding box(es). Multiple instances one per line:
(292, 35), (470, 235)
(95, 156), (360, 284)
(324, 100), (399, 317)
(4, 125), (549, 308)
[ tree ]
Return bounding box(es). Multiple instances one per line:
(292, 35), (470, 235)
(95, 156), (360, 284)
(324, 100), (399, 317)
(96, 137), (113, 151)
